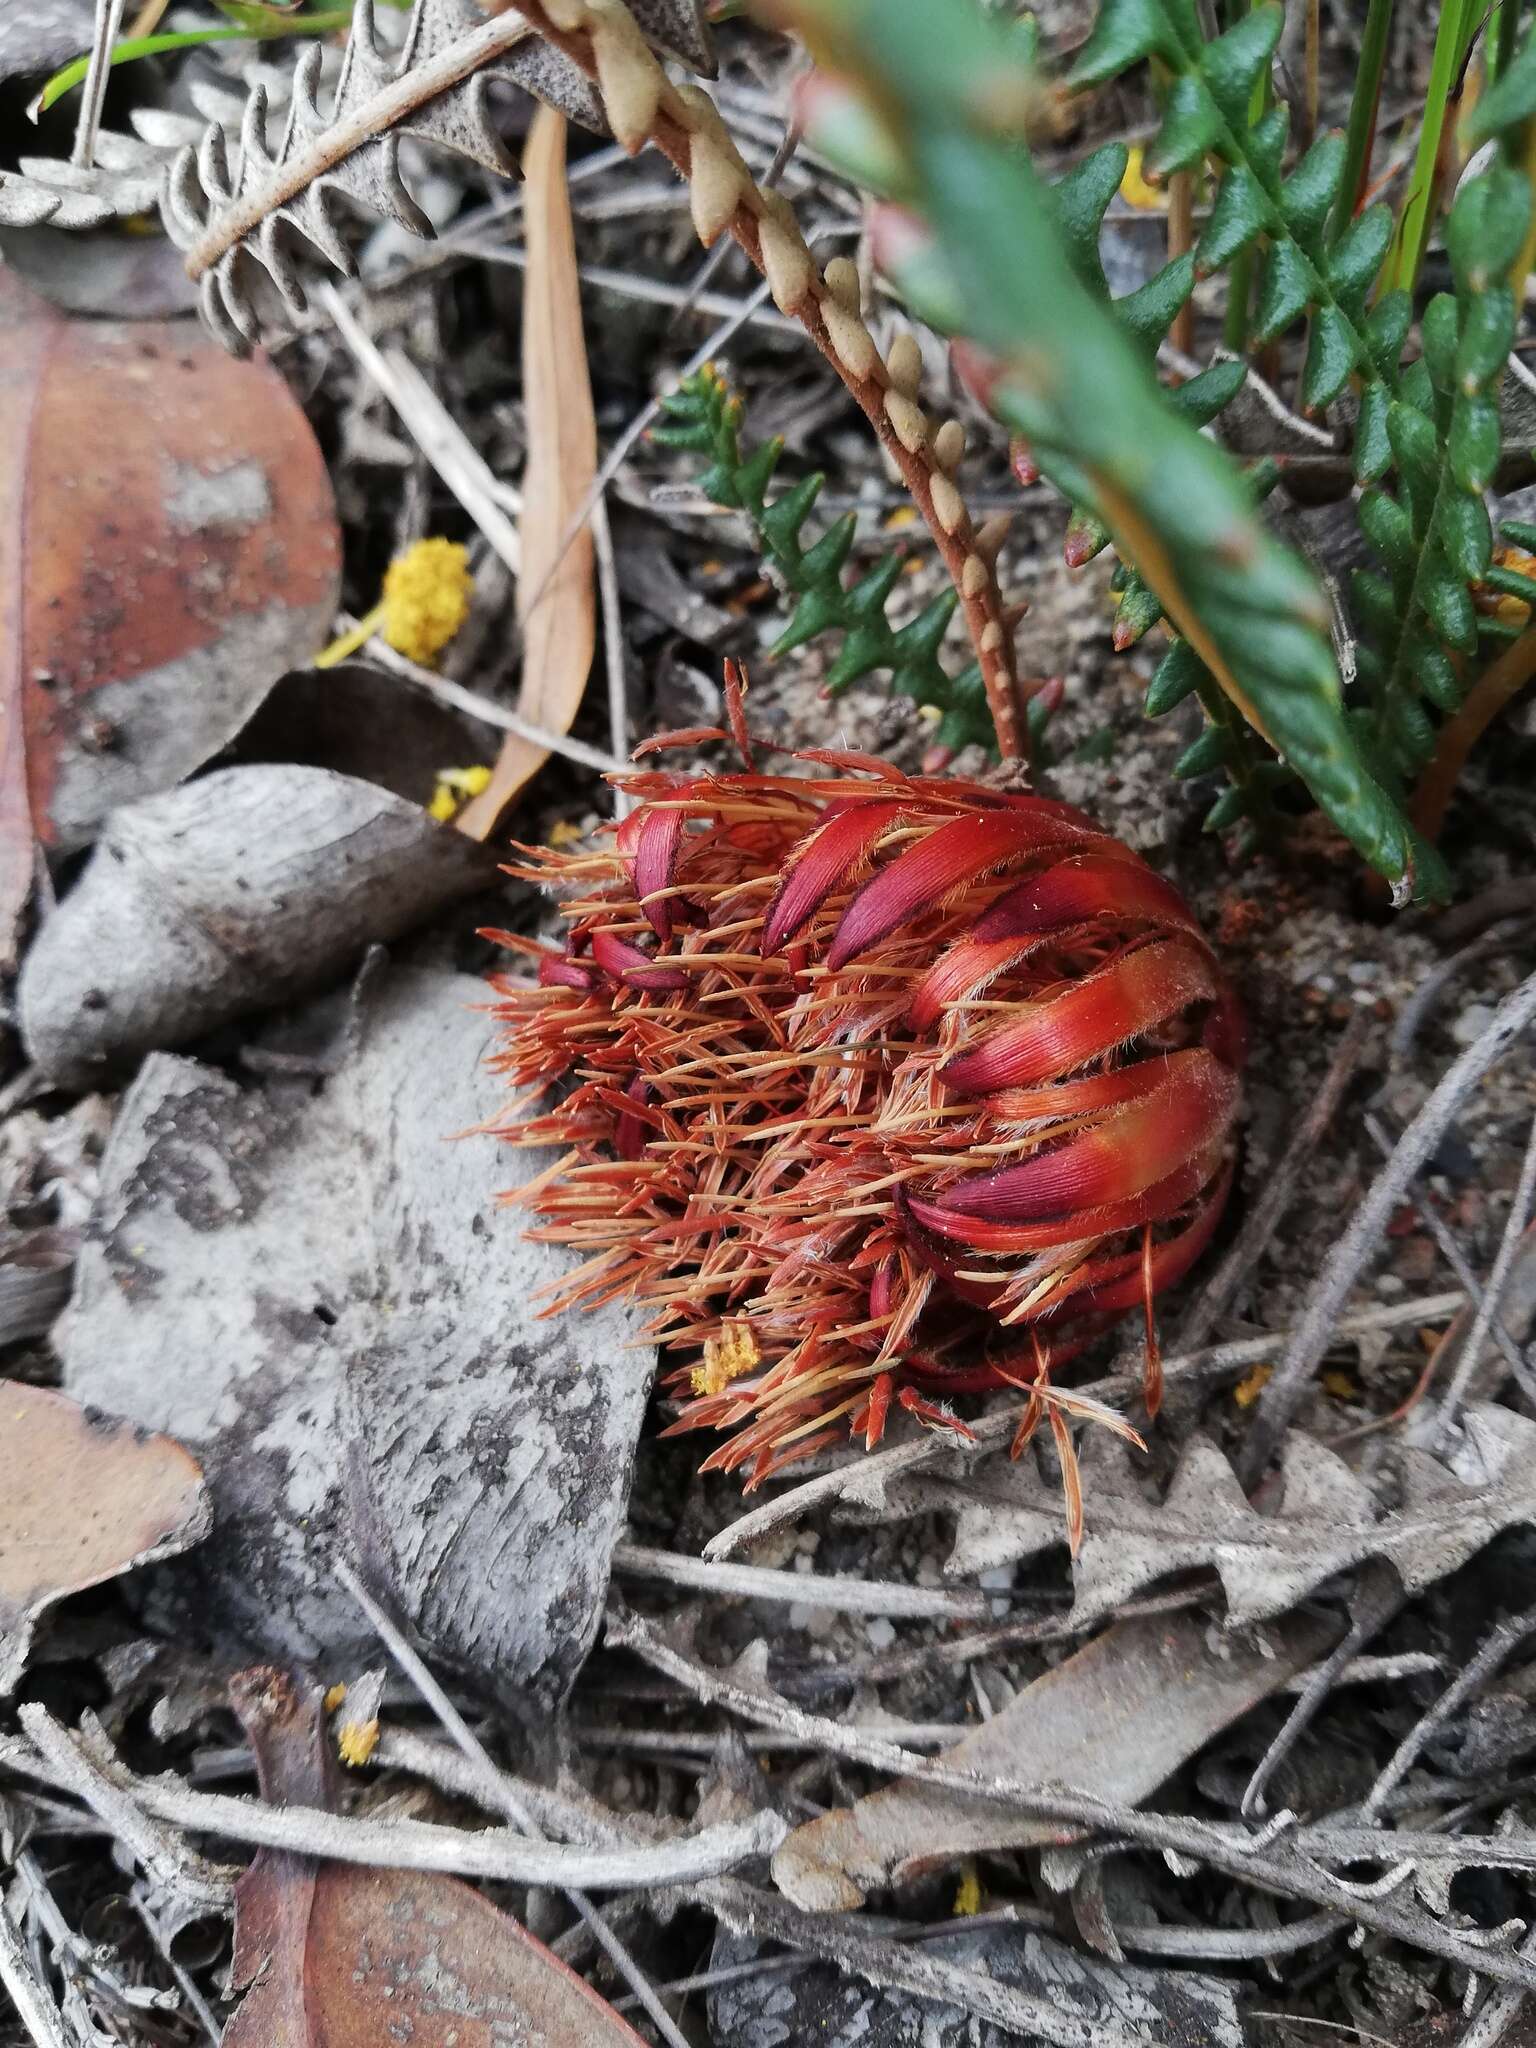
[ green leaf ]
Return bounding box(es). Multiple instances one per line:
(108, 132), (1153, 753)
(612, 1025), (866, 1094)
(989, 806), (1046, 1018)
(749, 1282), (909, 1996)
(1419, 294), (1460, 395)
(1195, 166), (1270, 274)
(1146, 73), (1222, 177)
(1174, 724), (1232, 777)
(1386, 402), (1441, 527)
(1053, 144), (1126, 293)
(759, 472), (824, 555)
(1420, 555), (1478, 652)
(846, 551), (905, 618)
(1358, 488), (1415, 583)
(1416, 640), (1463, 711)
(1200, 2), (1283, 125)
(1252, 237), (1315, 342)
(1446, 162), (1533, 289)
(1438, 490), (1493, 583)
(825, 622), (897, 690)
(1167, 357), (1247, 425)
(1146, 638), (1205, 715)
(1301, 303), (1357, 410)
(1352, 569), (1399, 641)
(1326, 203), (1393, 304)
(1067, 0), (1173, 86)
(1363, 291), (1412, 379)
(1353, 381), (1392, 483)
(1203, 784), (1250, 832)
(1449, 392), (1501, 491)
(1279, 129), (1346, 245)
(1115, 253), (1195, 355)
(1456, 284), (1517, 392)
(1469, 20), (1536, 139)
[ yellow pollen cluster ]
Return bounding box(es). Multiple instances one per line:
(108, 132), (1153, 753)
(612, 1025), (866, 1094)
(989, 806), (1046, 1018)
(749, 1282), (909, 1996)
(691, 1318), (761, 1397)
(382, 538), (474, 665)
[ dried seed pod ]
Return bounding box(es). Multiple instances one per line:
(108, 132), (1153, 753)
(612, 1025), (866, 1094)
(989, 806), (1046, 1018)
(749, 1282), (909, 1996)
(755, 192), (815, 313)
(929, 471), (966, 533)
(587, 0), (661, 150)
(492, 742), (1243, 1493)
(820, 298), (879, 381)
(933, 419), (966, 472)
(884, 389), (928, 453)
(823, 256), (862, 315)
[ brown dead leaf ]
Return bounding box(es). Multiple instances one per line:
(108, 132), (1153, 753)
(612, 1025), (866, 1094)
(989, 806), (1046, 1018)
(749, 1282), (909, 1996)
(771, 1607), (1339, 1912)
(0, 1381), (209, 1693)
(227, 1667), (647, 2048)
(0, 268), (340, 962)
(457, 105), (597, 838)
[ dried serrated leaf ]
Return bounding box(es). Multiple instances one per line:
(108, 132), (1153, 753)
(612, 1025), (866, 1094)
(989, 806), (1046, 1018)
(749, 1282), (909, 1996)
(0, 1382), (209, 1693)
(935, 1403), (1536, 1627)
(161, 0), (712, 351)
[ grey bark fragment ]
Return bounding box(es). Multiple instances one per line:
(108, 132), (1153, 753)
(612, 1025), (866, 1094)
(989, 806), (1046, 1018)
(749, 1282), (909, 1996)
(56, 968), (654, 1708)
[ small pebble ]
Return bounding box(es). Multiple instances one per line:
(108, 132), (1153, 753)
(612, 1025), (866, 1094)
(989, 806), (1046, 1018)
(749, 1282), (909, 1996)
(865, 1617), (896, 1651)
(787, 1601), (814, 1630)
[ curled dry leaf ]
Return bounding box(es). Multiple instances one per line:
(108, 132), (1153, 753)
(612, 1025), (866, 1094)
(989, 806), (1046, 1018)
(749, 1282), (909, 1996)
(19, 762), (496, 1088)
(0, 1381), (209, 1694)
(771, 1606), (1338, 1913)
(0, 269), (340, 963)
(55, 968), (655, 1708)
(227, 1666), (648, 2048)
(457, 105), (597, 838)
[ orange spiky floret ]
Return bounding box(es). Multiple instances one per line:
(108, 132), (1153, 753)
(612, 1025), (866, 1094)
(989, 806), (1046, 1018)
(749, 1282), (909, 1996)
(484, 740), (1243, 1516)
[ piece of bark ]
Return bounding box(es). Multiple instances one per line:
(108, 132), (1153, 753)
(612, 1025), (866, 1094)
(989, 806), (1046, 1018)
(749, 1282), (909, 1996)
(0, 1382), (209, 1693)
(772, 1607), (1340, 1912)
(55, 968), (655, 1710)
(19, 763), (496, 1088)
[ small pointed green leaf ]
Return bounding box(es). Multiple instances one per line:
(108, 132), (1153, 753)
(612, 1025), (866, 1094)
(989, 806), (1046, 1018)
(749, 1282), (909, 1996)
(1146, 73), (1221, 177)
(1146, 639), (1205, 716)
(1168, 357), (1246, 426)
(1067, 0), (1175, 87)
(1326, 203), (1393, 305)
(1419, 293), (1460, 395)
(651, 421), (718, 455)
(1456, 284), (1517, 393)
(1252, 236), (1315, 342)
(1449, 392), (1501, 491)
(1438, 491), (1493, 583)
(1279, 129), (1346, 245)
(846, 550), (905, 619)
(1052, 143), (1126, 293)
(1420, 556), (1478, 652)
(1194, 166), (1269, 274)
(1386, 401), (1441, 527)
(825, 622), (896, 692)
(1174, 724), (1232, 777)
(1416, 641), (1462, 711)
(1500, 519), (1536, 551)
(1247, 104), (1290, 183)
(892, 589), (959, 663)
(735, 435), (784, 508)
(1203, 785), (1250, 832)
(759, 471), (824, 559)
(774, 585), (845, 657)
(1358, 487), (1415, 583)
(1301, 303), (1357, 411)
(1386, 689), (1437, 765)
(1353, 381), (1392, 483)
(1363, 291), (1412, 379)
(798, 508), (857, 586)
(1351, 569), (1399, 640)
(1447, 162), (1532, 290)
(1200, 2), (1283, 124)
(1115, 252), (1195, 355)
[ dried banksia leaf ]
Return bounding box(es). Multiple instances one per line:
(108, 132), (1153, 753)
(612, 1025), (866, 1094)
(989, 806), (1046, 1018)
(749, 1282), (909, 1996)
(488, 724), (1242, 1497)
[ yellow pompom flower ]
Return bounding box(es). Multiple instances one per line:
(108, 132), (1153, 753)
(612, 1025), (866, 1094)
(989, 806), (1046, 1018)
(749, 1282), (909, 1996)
(314, 537), (474, 670)
(427, 764), (494, 823)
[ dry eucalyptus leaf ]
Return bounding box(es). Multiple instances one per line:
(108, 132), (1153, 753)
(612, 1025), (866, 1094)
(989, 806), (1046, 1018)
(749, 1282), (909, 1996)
(0, 269), (340, 963)
(55, 968), (655, 1710)
(19, 762), (496, 1088)
(227, 1666), (648, 2047)
(457, 105), (596, 838)
(933, 1404), (1536, 1628)
(0, 1381), (210, 1694)
(772, 1607), (1338, 1913)
(708, 1921), (1244, 2048)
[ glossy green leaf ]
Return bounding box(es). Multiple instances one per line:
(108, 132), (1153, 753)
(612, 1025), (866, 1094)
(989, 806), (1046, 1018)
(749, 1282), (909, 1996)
(1279, 129), (1346, 244)
(1251, 237), (1315, 341)
(1194, 165), (1269, 273)
(1301, 303), (1357, 410)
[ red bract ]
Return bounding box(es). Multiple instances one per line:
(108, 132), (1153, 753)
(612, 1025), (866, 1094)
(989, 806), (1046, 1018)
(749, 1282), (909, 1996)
(485, 743), (1243, 1530)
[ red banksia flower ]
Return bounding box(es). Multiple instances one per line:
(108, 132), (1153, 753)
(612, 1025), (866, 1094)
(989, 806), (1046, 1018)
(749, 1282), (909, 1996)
(487, 713), (1243, 1535)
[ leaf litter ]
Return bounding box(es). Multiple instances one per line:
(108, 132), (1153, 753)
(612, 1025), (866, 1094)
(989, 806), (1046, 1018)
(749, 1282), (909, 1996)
(1, 6), (1536, 2047)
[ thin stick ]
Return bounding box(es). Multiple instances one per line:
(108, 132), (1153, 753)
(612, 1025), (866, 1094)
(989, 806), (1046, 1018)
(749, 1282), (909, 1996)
(1436, 1104), (1536, 1437)
(332, 1564), (693, 2048)
(703, 1291), (1465, 1560)
(1362, 1600), (1536, 1820)
(1458, 1931), (1536, 2048)
(591, 495), (632, 823)
(322, 285), (523, 581)
(358, 631), (629, 775)
(1174, 1010), (1374, 1356)
(129, 1890), (222, 2044)
(460, 242), (803, 332)
(1239, 969), (1536, 1485)
(11, 1706), (784, 1894)
(70, 0), (128, 168)
(611, 1542), (992, 1618)
(0, 1894), (73, 2048)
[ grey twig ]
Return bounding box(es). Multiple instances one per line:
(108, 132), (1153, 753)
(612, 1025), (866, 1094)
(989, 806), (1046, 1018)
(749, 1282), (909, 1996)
(1362, 1601), (1536, 1822)
(0, 1892), (73, 2048)
(1240, 969), (1536, 1485)
(1436, 1105), (1536, 1438)
(612, 1542), (992, 1618)
(69, 0), (127, 168)
(333, 1563), (693, 2048)
(7, 1708), (784, 1894)
(591, 495), (632, 822)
